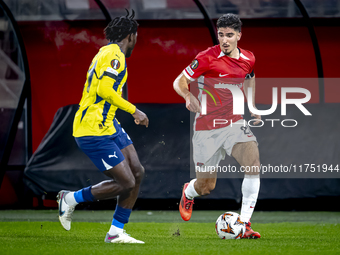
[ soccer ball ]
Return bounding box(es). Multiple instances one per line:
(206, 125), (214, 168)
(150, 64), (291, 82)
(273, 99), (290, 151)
(215, 212), (245, 239)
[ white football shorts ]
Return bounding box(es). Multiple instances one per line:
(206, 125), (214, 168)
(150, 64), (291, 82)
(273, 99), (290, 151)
(193, 119), (257, 167)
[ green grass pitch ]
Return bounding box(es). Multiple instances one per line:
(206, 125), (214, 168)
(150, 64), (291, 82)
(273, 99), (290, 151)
(0, 210), (339, 255)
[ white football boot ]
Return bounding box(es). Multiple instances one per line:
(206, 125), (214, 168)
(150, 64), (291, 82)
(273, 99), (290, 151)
(104, 231), (145, 244)
(57, 190), (75, 231)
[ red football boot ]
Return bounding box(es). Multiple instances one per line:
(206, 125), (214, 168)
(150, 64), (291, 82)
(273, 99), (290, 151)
(179, 183), (194, 221)
(242, 222), (261, 239)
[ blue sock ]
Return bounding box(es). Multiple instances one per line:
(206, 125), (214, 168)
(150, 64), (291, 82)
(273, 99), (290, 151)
(111, 219), (124, 229)
(73, 186), (95, 203)
(112, 205), (132, 229)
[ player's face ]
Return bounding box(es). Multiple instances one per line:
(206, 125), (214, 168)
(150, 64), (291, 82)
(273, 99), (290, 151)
(126, 32), (137, 58)
(217, 27), (241, 56)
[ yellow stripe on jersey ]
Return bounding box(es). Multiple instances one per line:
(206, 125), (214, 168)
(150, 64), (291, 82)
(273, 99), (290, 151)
(73, 43), (136, 137)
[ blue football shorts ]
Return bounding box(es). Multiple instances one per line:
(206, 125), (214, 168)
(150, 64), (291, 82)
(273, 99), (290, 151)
(75, 119), (133, 172)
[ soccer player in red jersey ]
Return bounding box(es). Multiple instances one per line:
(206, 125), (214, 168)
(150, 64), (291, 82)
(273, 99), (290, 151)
(174, 13), (261, 239)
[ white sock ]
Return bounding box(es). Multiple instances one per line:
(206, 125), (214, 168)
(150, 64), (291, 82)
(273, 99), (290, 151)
(109, 225), (124, 236)
(185, 179), (199, 200)
(65, 192), (78, 207)
(240, 175), (260, 223)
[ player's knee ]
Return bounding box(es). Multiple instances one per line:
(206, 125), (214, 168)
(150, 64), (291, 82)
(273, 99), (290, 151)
(131, 164), (145, 184)
(136, 165), (145, 184)
(123, 177), (136, 192)
(96, 180), (135, 197)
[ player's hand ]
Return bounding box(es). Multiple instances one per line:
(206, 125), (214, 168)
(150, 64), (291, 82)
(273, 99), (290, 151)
(185, 92), (201, 113)
(132, 108), (149, 127)
(250, 111), (261, 125)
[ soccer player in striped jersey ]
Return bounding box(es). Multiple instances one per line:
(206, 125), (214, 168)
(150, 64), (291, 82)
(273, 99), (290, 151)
(174, 13), (261, 239)
(57, 10), (147, 244)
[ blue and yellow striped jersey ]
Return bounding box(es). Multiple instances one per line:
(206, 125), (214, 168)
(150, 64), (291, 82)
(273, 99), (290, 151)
(73, 43), (136, 137)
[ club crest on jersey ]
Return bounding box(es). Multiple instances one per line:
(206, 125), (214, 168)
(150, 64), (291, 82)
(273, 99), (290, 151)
(191, 59), (199, 70)
(111, 59), (120, 69)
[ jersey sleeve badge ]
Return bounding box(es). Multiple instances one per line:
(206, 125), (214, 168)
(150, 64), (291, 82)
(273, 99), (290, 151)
(191, 59), (199, 69)
(111, 59), (120, 70)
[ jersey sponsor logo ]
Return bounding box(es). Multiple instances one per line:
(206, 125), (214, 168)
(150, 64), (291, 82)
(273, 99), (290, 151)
(111, 59), (120, 69)
(190, 59), (199, 69)
(106, 67), (119, 76)
(219, 73), (229, 77)
(186, 66), (194, 76)
(197, 162), (204, 167)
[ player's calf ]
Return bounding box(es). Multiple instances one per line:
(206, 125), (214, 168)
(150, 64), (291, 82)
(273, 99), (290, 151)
(91, 179), (136, 200)
(196, 178), (216, 196)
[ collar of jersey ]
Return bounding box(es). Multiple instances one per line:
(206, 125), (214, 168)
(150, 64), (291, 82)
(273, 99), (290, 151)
(107, 42), (125, 55)
(218, 47), (240, 59)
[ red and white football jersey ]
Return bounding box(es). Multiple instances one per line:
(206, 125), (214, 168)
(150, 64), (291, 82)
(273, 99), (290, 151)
(183, 45), (255, 131)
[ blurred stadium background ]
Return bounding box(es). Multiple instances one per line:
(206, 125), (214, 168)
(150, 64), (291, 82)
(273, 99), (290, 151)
(0, 0), (340, 211)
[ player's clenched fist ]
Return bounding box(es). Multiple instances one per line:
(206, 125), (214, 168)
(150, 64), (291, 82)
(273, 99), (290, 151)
(132, 108), (149, 127)
(185, 92), (201, 113)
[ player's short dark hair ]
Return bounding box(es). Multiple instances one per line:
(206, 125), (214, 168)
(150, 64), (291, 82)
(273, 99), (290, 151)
(104, 9), (138, 42)
(217, 13), (242, 32)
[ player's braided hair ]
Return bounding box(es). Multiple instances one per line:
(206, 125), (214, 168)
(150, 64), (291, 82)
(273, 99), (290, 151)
(104, 9), (138, 42)
(217, 13), (242, 32)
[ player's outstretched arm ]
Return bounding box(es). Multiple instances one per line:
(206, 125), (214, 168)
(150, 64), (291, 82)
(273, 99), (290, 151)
(97, 77), (149, 127)
(173, 73), (201, 113)
(244, 75), (261, 125)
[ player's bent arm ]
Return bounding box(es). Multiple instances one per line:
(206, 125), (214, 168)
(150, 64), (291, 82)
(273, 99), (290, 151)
(97, 76), (136, 114)
(173, 73), (201, 113)
(244, 75), (261, 124)
(97, 77), (149, 127)
(173, 73), (191, 100)
(243, 75), (256, 107)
